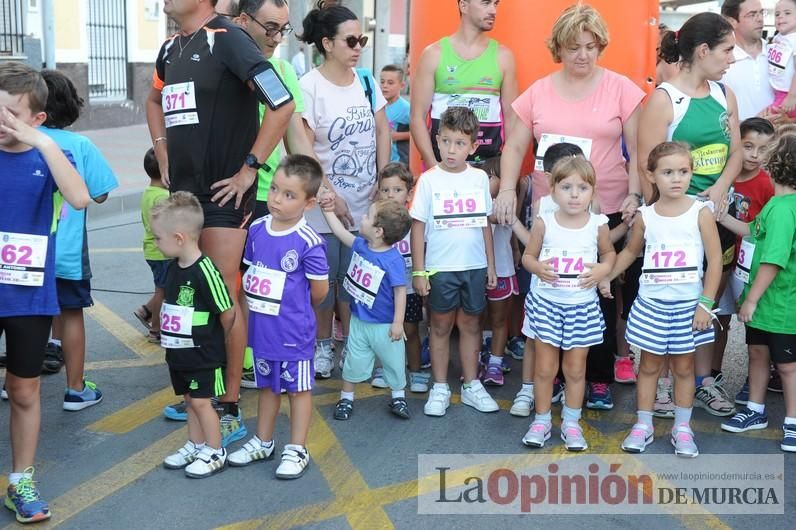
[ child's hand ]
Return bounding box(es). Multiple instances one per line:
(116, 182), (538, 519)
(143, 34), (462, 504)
(783, 93), (796, 113)
(389, 321), (405, 342)
(693, 305), (713, 331)
(0, 107), (49, 149)
(486, 267), (497, 290)
(413, 275), (430, 296)
(535, 258), (559, 284)
(579, 262), (610, 289)
(318, 186), (337, 212)
(738, 300), (757, 323)
(598, 280), (613, 298)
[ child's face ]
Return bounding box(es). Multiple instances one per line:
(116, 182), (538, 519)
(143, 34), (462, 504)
(151, 219), (184, 259)
(776, 0), (796, 35)
(551, 173), (594, 215)
(267, 170), (315, 224)
(649, 153), (693, 200)
(0, 90), (45, 148)
(436, 127), (477, 172)
(378, 176), (409, 205)
(379, 71), (404, 101)
(741, 131), (773, 173)
(359, 203), (381, 242)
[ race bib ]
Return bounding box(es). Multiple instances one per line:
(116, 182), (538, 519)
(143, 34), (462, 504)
(537, 246), (593, 290)
(160, 303), (195, 349)
(343, 251), (385, 309)
(641, 242), (700, 285)
(734, 237), (756, 284)
(768, 41), (792, 79)
(432, 190), (487, 230)
(243, 265), (287, 316)
(393, 236), (412, 268)
(534, 133), (593, 172)
(162, 82), (199, 128)
(0, 231), (48, 287)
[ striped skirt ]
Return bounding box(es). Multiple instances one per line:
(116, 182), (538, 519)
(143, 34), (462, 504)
(524, 291), (605, 350)
(626, 296), (714, 355)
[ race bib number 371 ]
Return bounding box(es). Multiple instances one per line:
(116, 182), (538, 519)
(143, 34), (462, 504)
(163, 82), (199, 128)
(0, 231), (48, 287)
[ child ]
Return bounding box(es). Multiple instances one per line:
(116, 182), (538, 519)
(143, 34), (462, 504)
(717, 133), (796, 452)
(134, 148), (170, 345)
(156, 192), (234, 478)
(380, 65), (410, 164)
(768, 0), (796, 117)
(39, 69), (118, 410)
(0, 61), (91, 523)
(228, 155), (329, 479)
(376, 162), (429, 393)
(521, 156), (615, 451)
(600, 142), (721, 458)
(319, 195), (413, 420)
(410, 106), (498, 417)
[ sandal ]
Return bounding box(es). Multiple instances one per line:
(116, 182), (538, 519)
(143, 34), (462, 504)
(389, 398), (410, 419)
(147, 330), (161, 344)
(133, 305), (153, 331)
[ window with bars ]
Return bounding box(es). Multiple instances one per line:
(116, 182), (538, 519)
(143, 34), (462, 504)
(87, 0), (128, 100)
(0, 0), (25, 57)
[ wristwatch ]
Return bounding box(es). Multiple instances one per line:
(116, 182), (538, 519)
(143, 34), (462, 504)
(245, 153), (262, 170)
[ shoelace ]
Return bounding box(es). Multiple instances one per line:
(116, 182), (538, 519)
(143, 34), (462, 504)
(84, 380), (98, 392)
(14, 478), (40, 504)
(591, 383), (610, 395)
(783, 426), (796, 438)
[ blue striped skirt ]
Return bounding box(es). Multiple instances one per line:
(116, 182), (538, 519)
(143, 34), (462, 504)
(625, 296), (714, 355)
(524, 291), (605, 350)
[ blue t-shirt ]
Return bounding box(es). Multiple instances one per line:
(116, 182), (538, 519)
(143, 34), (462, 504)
(347, 237), (406, 323)
(0, 148), (63, 317)
(42, 128), (118, 280)
(385, 97), (410, 163)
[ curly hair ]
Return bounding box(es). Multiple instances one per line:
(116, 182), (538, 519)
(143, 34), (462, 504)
(765, 133), (796, 189)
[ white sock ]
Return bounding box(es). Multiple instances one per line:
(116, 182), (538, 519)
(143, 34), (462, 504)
(785, 416), (796, 426)
(489, 354), (502, 365)
(341, 391), (354, 401)
(747, 401), (765, 414)
(432, 382), (449, 392)
(193, 442), (205, 451)
(391, 390), (405, 399)
(49, 338), (61, 347)
(8, 471), (31, 486)
(522, 382), (534, 392)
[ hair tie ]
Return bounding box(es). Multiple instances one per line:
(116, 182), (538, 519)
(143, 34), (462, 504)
(674, 30), (680, 43)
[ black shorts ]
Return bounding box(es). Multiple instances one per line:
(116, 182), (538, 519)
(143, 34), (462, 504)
(405, 293), (423, 323)
(169, 366), (226, 398)
(745, 326), (796, 364)
(0, 316), (53, 378)
(427, 269), (487, 315)
(200, 192), (255, 230)
(56, 278), (93, 309)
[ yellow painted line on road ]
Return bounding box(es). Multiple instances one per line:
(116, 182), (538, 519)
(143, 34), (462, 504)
(88, 386), (178, 434)
(84, 356), (164, 371)
(85, 302), (161, 358)
(89, 247), (142, 254)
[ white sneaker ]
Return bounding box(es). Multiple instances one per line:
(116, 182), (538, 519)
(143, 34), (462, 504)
(275, 444), (310, 479)
(184, 446), (227, 478)
(461, 380), (499, 413)
(522, 421), (552, 448)
(409, 372), (430, 393)
(163, 441), (199, 469)
(228, 436), (275, 466)
(423, 385), (451, 416)
(560, 420), (588, 451)
(510, 387), (535, 417)
(314, 341), (334, 379)
(371, 367), (389, 388)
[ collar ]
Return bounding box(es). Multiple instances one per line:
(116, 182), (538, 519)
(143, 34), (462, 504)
(733, 38), (766, 61)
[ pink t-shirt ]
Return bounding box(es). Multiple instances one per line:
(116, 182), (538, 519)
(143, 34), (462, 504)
(511, 69), (644, 214)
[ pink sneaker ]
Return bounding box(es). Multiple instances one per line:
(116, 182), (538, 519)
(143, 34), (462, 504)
(614, 357), (636, 384)
(482, 361), (504, 386)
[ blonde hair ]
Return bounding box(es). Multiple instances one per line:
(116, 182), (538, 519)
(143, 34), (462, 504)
(549, 156), (596, 188)
(547, 3), (609, 63)
(149, 191), (204, 239)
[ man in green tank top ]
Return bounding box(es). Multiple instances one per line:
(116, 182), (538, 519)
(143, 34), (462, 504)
(411, 0), (517, 169)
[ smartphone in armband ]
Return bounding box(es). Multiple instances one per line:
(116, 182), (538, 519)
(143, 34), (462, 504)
(252, 63), (293, 111)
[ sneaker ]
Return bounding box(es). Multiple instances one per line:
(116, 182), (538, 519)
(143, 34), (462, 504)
(332, 317), (343, 342)
(614, 356), (636, 384)
(671, 423), (699, 458)
(561, 420), (588, 451)
(420, 337), (431, 369)
(41, 343), (63, 374)
(164, 400), (188, 421)
(220, 408), (248, 448)
(184, 446), (227, 478)
(734, 379), (750, 406)
(501, 356), (512, 374)
(585, 382), (614, 410)
(314, 341), (334, 379)
(480, 337), (492, 364)
(62, 380), (103, 411)
(482, 361), (504, 386)
(782, 424), (796, 452)
(228, 437), (275, 466)
(552, 378), (565, 404)
(621, 423), (654, 453)
(506, 336), (525, 360)
(768, 370), (783, 393)
(164, 441), (200, 469)
(371, 367), (388, 389)
(275, 444), (310, 479)
(522, 421), (552, 448)
(4, 468), (50, 523)
(389, 397), (411, 419)
(409, 372), (430, 393)
(653, 378), (675, 419)
(510, 387), (535, 417)
(333, 398), (354, 420)
(423, 386), (451, 416)
(1, 384), (7, 401)
(694, 375), (735, 417)
(721, 407), (768, 433)
(241, 368), (257, 389)
(461, 380), (499, 412)
(338, 342), (348, 371)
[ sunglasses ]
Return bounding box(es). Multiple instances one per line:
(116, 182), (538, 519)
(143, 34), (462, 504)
(341, 35), (368, 49)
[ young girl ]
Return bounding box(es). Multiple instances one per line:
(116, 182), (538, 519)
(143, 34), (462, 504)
(769, 0), (796, 117)
(600, 142), (722, 458)
(521, 157), (615, 451)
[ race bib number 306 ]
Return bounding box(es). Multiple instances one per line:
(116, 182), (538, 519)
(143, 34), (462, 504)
(432, 190), (487, 230)
(0, 231), (48, 287)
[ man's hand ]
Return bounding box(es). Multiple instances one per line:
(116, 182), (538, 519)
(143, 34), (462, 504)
(210, 165), (257, 208)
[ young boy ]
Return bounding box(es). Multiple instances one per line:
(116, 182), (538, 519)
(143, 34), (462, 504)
(410, 106), (498, 417)
(156, 192), (235, 478)
(319, 194), (413, 420)
(380, 65), (410, 164)
(0, 61), (91, 523)
(40, 69), (118, 410)
(228, 155), (329, 479)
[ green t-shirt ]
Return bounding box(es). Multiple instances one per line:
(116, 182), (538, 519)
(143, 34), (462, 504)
(742, 193), (796, 334)
(256, 57), (305, 202)
(140, 185), (170, 261)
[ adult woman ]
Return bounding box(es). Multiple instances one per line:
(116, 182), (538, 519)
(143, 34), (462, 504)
(638, 12), (740, 417)
(298, 1), (391, 378)
(500, 4), (645, 407)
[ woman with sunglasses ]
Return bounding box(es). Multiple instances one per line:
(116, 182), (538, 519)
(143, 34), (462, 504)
(298, 1), (391, 379)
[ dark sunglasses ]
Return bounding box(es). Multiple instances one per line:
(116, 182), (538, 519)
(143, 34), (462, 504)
(341, 35), (368, 49)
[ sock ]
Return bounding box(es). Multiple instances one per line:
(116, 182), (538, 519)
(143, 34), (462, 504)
(637, 410), (654, 429)
(194, 442), (206, 451)
(341, 391), (354, 402)
(522, 382), (534, 392)
(464, 379), (481, 389)
(252, 435), (274, 448)
(489, 354), (502, 365)
(534, 410), (552, 424)
(243, 346), (254, 371)
(49, 338), (61, 347)
(432, 382), (449, 392)
(674, 406), (692, 426)
(562, 405), (581, 423)
(784, 416), (796, 426)
(747, 401), (765, 414)
(391, 390), (405, 399)
(483, 330), (493, 340)
(8, 471), (31, 486)
(695, 375), (706, 387)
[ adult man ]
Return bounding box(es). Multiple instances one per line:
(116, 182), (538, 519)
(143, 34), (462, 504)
(410, 0), (517, 169)
(146, 0), (294, 446)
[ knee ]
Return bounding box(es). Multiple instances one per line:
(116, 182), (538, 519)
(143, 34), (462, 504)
(6, 377), (40, 407)
(430, 319), (454, 337)
(456, 313), (481, 335)
(670, 359), (694, 379)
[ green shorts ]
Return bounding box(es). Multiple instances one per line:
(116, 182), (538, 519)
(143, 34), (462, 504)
(427, 268), (487, 315)
(342, 315), (407, 389)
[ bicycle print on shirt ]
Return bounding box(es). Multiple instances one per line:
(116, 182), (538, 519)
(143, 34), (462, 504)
(328, 104), (377, 193)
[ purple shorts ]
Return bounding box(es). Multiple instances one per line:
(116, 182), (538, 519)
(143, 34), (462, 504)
(253, 358), (314, 393)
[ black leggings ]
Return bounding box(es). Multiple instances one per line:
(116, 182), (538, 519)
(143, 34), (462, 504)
(1, 315), (52, 378)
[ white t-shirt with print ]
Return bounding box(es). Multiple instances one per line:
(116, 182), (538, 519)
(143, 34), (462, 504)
(768, 33), (796, 93)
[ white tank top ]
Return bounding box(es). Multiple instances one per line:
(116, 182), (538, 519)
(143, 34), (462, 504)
(532, 210), (609, 305)
(639, 200), (706, 301)
(492, 224), (515, 278)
